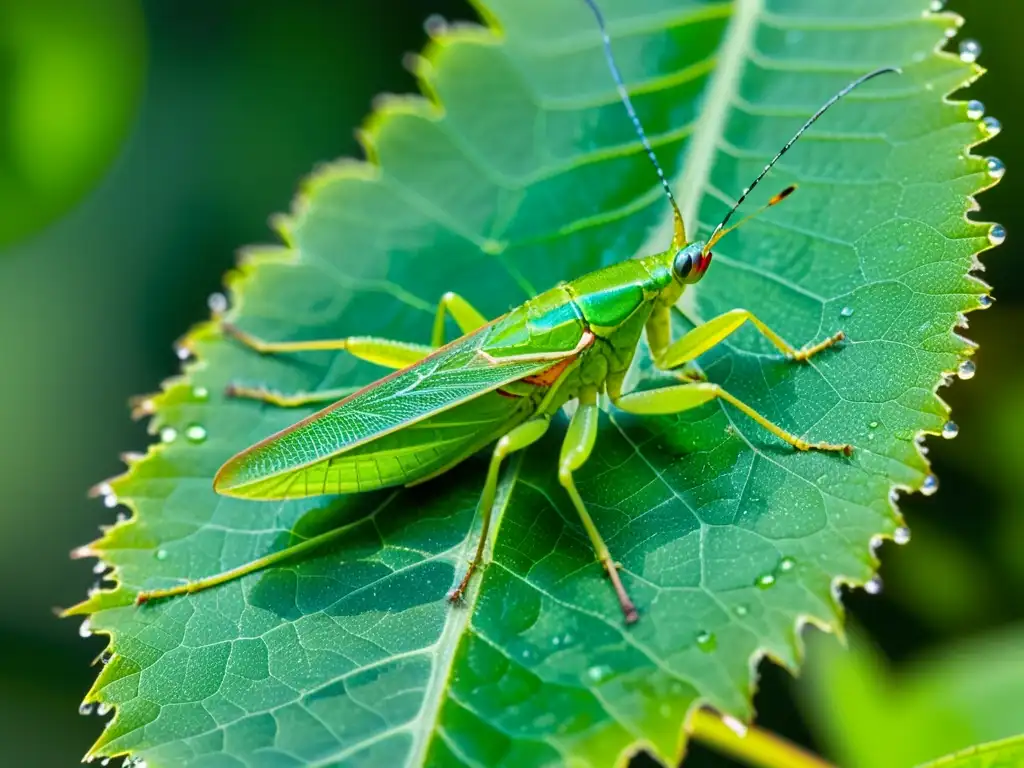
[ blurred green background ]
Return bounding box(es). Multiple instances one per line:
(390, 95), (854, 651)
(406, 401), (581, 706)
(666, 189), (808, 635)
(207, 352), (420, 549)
(0, 1), (1017, 766)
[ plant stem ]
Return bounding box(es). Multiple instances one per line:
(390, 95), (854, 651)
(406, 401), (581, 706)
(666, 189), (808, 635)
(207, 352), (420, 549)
(690, 710), (836, 768)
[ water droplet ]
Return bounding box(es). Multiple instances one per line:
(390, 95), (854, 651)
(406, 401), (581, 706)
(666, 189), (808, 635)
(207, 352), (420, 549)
(779, 556), (796, 573)
(587, 665), (609, 682)
(155, 548), (168, 561)
(870, 534), (884, 555)
(101, 759), (111, 767)
(869, 421), (879, 429)
(957, 360), (977, 380)
(520, 648), (531, 660)
(159, 427), (177, 444)
(116, 511), (128, 524)
(893, 526), (912, 545)
(944, 26), (956, 39)
(185, 424), (207, 443)
(103, 493), (118, 509)
(920, 474), (939, 497)
(986, 157), (1005, 180)
(978, 294), (993, 308)
(92, 561), (107, 575)
(889, 488), (900, 504)
(78, 702), (95, 716)
(929, 0), (944, 10)
(756, 573), (776, 589)
(988, 224), (1006, 246)
(424, 13), (448, 36)
(941, 420), (959, 439)
(551, 635), (560, 646)
(959, 39), (981, 63)
(79, 619), (92, 638)
(207, 292), (228, 315)
(982, 116), (1002, 137)
(966, 99), (985, 120)
(174, 344), (192, 362)
(734, 604), (749, 617)
(696, 631), (717, 652)
(864, 575), (884, 595)
(192, 385), (210, 401)
(840, 306), (854, 318)
(97, 702), (112, 716)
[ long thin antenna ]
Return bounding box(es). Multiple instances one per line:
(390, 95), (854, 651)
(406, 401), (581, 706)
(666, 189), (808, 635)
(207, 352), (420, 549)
(704, 66), (901, 253)
(583, 0), (686, 248)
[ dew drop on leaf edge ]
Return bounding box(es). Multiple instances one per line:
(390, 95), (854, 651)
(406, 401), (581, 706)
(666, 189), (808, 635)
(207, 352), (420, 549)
(982, 116), (1002, 137)
(893, 526), (912, 545)
(986, 157), (1005, 180)
(942, 421), (960, 439)
(957, 360), (976, 380)
(988, 224), (1006, 246)
(966, 99), (985, 120)
(921, 474), (939, 496)
(958, 39), (981, 63)
(864, 575), (884, 595)
(207, 292), (228, 314)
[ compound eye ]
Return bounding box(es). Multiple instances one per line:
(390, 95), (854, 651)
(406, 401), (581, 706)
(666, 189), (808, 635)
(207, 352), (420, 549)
(673, 248), (694, 279)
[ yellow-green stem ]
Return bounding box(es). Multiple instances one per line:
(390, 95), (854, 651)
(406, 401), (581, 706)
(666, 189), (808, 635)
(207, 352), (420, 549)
(690, 710), (836, 768)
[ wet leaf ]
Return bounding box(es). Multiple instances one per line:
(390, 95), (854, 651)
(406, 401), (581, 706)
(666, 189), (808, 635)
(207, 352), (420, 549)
(69, 0), (998, 765)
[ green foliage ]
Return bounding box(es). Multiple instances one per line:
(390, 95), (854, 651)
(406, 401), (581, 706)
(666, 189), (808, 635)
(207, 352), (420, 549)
(68, 0), (997, 765)
(918, 735), (1024, 768)
(797, 623), (1024, 768)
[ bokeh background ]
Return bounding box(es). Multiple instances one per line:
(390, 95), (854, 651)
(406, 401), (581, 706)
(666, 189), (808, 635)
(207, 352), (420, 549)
(0, 0), (1018, 765)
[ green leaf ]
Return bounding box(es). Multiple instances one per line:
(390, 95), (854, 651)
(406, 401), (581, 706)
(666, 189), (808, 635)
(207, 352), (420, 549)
(917, 735), (1024, 768)
(69, 0), (998, 765)
(796, 623), (1024, 768)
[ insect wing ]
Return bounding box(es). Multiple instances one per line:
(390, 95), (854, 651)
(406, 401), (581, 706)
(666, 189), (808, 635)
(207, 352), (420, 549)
(215, 325), (558, 498)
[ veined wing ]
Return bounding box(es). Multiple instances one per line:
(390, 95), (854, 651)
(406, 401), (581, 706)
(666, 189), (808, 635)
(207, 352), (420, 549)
(215, 322), (576, 498)
(222, 390), (535, 499)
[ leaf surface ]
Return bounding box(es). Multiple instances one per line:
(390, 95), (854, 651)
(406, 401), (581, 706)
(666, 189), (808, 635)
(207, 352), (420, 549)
(70, 0), (998, 765)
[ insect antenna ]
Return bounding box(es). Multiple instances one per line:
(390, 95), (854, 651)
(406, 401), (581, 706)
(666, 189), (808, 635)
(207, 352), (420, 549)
(704, 66), (901, 254)
(583, 0), (687, 248)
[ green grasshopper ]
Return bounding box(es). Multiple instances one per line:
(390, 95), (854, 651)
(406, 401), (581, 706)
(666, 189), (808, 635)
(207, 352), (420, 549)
(136, 2), (898, 624)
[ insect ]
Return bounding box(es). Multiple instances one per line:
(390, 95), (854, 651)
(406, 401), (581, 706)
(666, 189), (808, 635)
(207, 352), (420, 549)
(135, 1), (899, 624)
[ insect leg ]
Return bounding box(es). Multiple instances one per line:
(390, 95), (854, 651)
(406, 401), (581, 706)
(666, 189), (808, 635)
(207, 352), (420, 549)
(224, 384), (362, 408)
(611, 381), (852, 455)
(134, 514), (368, 605)
(649, 307), (845, 371)
(448, 416), (552, 603)
(222, 323), (433, 369)
(558, 387), (639, 624)
(432, 292), (489, 347)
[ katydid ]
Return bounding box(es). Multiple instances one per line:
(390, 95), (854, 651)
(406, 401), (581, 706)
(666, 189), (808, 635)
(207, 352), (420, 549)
(135, 2), (899, 624)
